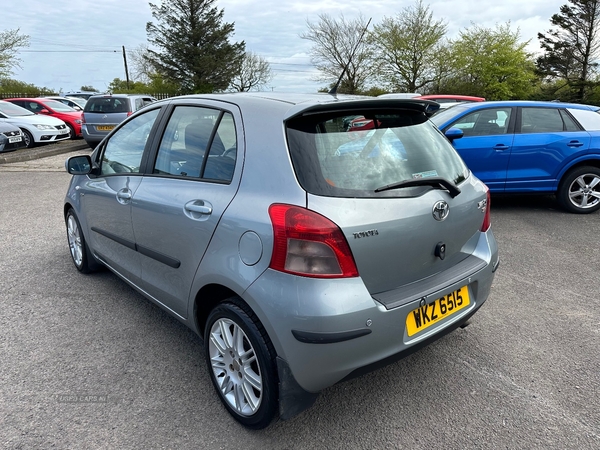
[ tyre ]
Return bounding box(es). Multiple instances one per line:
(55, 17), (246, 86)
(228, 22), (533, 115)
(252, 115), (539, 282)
(65, 209), (100, 273)
(557, 166), (600, 214)
(20, 129), (35, 148)
(67, 124), (76, 140)
(205, 298), (278, 429)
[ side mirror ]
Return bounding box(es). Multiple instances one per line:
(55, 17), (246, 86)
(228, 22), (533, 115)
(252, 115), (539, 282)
(39, 109), (51, 114)
(445, 127), (464, 142)
(66, 155), (92, 175)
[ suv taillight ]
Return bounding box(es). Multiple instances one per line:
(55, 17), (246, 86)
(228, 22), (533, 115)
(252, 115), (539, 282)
(268, 204), (359, 278)
(481, 188), (491, 232)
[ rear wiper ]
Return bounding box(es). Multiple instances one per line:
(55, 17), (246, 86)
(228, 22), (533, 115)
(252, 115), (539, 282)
(375, 177), (461, 198)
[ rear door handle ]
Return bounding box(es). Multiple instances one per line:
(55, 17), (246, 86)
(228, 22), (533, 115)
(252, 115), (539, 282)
(567, 141), (584, 147)
(493, 144), (510, 151)
(184, 200), (213, 220)
(116, 188), (132, 204)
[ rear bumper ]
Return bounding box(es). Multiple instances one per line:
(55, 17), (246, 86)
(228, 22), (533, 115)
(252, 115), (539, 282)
(243, 228), (498, 399)
(82, 124), (113, 142)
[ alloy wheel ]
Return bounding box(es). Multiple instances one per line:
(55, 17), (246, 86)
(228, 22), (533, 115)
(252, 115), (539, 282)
(67, 214), (83, 267)
(568, 173), (600, 210)
(208, 318), (263, 416)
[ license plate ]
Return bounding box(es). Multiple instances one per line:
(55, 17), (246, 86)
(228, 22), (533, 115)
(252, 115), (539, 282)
(9, 136), (22, 143)
(96, 125), (115, 131)
(405, 286), (470, 337)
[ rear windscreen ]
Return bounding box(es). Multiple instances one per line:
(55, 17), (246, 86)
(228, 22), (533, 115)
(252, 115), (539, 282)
(286, 109), (469, 198)
(84, 97), (129, 113)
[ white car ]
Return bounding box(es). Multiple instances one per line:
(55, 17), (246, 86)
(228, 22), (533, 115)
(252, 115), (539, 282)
(45, 96), (87, 111)
(0, 100), (70, 148)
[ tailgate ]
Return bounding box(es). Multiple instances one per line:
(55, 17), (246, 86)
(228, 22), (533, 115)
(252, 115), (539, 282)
(307, 178), (487, 295)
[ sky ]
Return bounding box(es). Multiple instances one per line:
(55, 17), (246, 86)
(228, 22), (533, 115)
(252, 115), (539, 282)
(5, 0), (568, 94)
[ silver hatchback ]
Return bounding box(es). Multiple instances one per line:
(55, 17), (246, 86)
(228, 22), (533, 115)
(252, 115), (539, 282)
(64, 93), (499, 429)
(81, 93), (157, 148)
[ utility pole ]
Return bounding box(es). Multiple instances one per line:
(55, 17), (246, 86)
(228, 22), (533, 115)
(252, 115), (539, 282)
(122, 46), (130, 89)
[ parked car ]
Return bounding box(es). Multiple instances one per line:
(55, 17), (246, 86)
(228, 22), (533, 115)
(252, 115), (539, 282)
(378, 93), (422, 99)
(63, 91), (101, 100)
(6, 98), (83, 139)
(0, 122), (26, 153)
(64, 93), (498, 429)
(417, 94), (486, 104)
(347, 115), (379, 132)
(0, 100), (70, 148)
(81, 94), (157, 148)
(46, 96), (87, 111)
(431, 100), (600, 214)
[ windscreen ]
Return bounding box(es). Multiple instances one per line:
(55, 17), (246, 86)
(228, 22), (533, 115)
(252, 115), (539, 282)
(0, 101), (34, 117)
(286, 109), (468, 198)
(42, 100), (77, 112)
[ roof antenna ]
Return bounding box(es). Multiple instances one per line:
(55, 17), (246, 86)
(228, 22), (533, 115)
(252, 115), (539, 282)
(329, 17), (372, 96)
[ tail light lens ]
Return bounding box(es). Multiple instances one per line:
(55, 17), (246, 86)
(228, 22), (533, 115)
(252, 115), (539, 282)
(268, 204), (359, 278)
(81, 115), (86, 124)
(480, 188), (491, 232)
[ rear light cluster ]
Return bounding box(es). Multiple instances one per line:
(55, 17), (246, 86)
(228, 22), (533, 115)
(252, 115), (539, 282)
(480, 188), (491, 232)
(268, 204), (359, 278)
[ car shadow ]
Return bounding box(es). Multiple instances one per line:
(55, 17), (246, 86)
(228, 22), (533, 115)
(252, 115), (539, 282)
(490, 194), (562, 212)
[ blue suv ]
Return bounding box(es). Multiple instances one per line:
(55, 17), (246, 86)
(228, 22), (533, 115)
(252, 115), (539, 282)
(432, 101), (600, 214)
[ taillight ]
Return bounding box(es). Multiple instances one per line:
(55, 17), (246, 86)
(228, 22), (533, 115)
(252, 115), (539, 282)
(480, 188), (491, 232)
(268, 204), (359, 278)
(81, 115), (86, 124)
(127, 111), (133, 117)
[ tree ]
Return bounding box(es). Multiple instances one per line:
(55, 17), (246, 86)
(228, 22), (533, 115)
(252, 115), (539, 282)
(228, 52), (272, 92)
(426, 43), (456, 94)
(0, 78), (55, 96)
(448, 23), (537, 100)
(232, 52), (271, 92)
(300, 13), (374, 94)
(80, 85), (98, 92)
(537, 0), (600, 102)
(107, 78), (150, 93)
(128, 44), (155, 83)
(106, 75), (179, 96)
(0, 29), (30, 78)
(370, 0), (447, 93)
(146, 0), (246, 94)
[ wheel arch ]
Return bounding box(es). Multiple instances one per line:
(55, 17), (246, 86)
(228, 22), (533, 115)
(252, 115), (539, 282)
(556, 156), (600, 188)
(63, 201), (74, 218)
(193, 283), (241, 338)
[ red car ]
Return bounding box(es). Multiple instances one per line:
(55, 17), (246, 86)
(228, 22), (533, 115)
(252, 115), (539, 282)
(4, 98), (83, 138)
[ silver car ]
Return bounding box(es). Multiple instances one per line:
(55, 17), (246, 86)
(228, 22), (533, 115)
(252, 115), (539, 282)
(64, 93), (499, 429)
(0, 122), (25, 152)
(81, 93), (157, 148)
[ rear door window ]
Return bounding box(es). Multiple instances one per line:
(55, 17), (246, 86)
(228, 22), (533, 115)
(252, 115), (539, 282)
(286, 109), (468, 198)
(152, 106), (235, 182)
(520, 107), (579, 133)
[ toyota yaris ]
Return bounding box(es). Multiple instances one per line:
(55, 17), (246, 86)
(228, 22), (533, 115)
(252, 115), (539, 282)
(64, 93), (499, 429)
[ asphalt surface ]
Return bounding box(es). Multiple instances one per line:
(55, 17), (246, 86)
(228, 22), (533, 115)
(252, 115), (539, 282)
(0, 151), (599, 449)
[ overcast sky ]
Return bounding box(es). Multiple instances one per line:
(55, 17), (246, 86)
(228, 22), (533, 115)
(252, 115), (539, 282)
(6, 0), (567, 94)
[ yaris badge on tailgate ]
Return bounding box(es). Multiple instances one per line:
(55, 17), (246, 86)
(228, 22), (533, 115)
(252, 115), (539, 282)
(432, 201), (449, 221)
